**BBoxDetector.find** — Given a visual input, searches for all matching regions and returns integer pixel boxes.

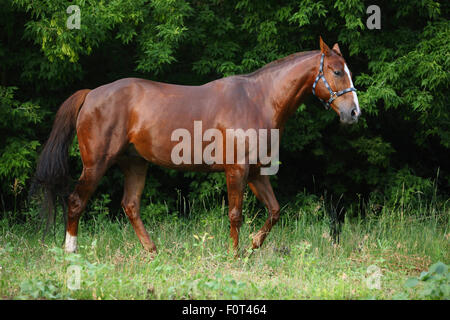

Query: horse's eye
[334,70,342,76]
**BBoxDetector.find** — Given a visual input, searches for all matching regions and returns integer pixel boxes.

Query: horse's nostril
[351,108,357,118]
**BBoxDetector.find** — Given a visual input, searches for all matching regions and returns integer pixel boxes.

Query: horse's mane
[242,50,318,77]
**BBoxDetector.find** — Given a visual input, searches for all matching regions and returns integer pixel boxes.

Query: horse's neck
[254,51,320,130]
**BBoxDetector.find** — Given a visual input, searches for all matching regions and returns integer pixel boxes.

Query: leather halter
[312,53,357,110]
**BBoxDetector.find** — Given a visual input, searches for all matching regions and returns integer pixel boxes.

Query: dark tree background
[1,0,448,219]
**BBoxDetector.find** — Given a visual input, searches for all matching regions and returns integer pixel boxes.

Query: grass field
[0,197,449,300]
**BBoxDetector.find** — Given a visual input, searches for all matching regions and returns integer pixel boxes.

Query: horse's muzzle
[340,107,360,124]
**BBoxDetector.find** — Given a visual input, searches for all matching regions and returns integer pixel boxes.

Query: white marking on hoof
[64,232,77,253]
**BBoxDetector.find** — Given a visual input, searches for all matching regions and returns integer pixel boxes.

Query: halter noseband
[312,53,357,110]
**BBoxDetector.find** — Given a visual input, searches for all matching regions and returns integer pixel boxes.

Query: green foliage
[47,245,115,299]
[0,0,448,217]
[168,272,248,299]
[350,137,394,168]
[384,167,435,207]
[136,0,193,74]
[185,172,227,202]
[18,278,64,299]
[140,201,170,223]
[405,262,449,299]
[90,194,111,221]
[357,19,450,148]
[0,86,43,196]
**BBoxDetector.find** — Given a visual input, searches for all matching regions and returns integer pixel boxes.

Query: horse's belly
[130,129,226,172]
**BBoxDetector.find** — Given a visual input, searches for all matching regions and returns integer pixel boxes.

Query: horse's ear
[319,36,331,56]
[332,43,342,56]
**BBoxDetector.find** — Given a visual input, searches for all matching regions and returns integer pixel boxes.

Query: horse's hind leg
[225,165,249,254]
[248,174,280,249]
[65,164,108,253]
[118,156,157,253]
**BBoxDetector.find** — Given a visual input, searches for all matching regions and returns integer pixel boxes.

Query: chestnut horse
[33,38,360,254]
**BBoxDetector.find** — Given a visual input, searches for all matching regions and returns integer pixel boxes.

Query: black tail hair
[30,89,90,239]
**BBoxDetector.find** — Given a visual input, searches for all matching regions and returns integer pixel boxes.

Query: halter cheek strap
[312,53,357,110]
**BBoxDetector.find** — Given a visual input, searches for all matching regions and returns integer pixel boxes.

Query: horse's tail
[30,89,90,238]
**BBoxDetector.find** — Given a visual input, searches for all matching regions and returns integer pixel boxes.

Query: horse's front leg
[225,165,249,254]
[248,173,280,249]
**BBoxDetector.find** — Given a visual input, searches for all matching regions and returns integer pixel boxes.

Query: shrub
[405,262,450,300]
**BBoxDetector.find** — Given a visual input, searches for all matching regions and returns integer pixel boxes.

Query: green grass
[0,200,448,300]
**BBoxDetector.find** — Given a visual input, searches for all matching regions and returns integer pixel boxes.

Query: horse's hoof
[252,235,263,249]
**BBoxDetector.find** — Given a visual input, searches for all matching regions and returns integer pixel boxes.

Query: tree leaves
[1,0,448,210]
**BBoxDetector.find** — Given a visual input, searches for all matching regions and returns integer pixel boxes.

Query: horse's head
[313,37,361,124]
